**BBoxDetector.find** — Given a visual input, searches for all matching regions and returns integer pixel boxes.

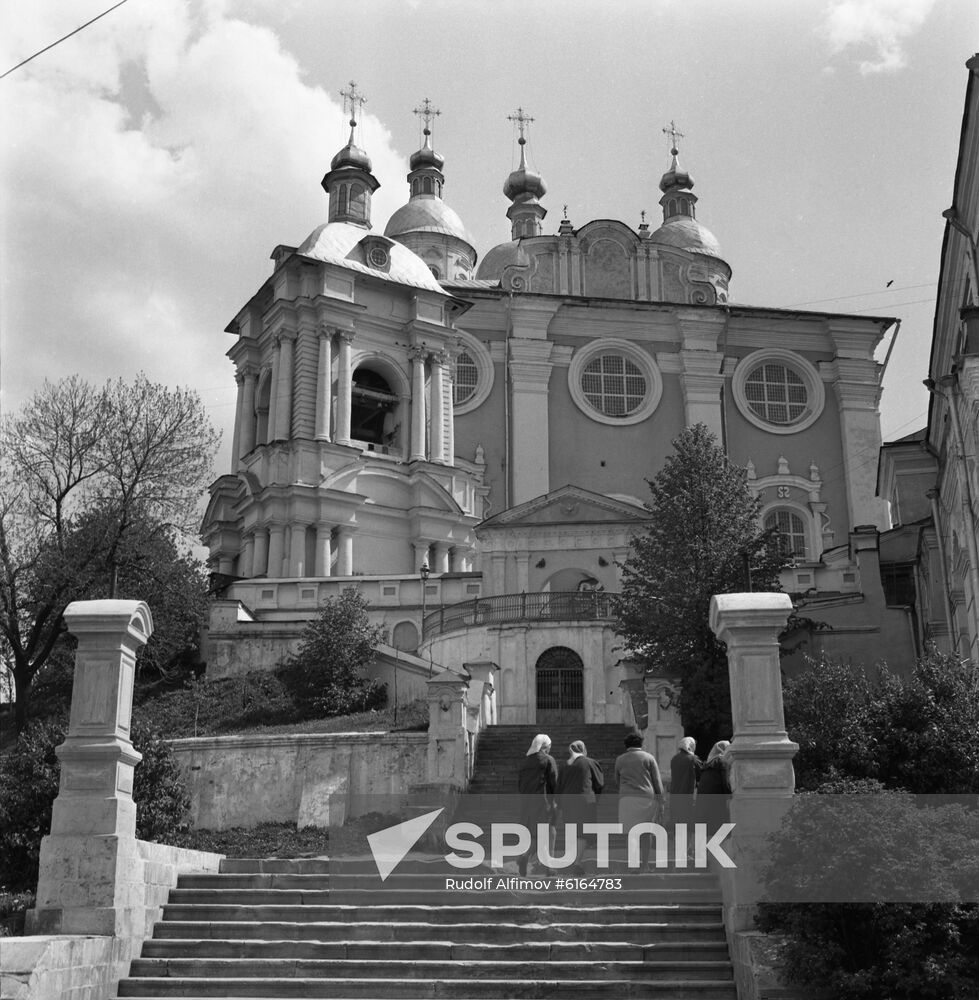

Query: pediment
[478,484,648,531]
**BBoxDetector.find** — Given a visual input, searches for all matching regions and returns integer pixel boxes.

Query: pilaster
[509,338,555,503]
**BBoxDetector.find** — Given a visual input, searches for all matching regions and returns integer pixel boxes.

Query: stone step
[126,956,735,981]
[117,977,738,998]
[160,903,725,925]
[148,923,728,947]
[141,939,730,963]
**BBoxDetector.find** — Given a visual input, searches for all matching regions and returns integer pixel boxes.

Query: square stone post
[27,600,153,937]
[426,671,471,788]
[643,676,685,774]
[709,593,797,935]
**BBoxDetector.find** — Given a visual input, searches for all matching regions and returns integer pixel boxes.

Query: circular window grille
[581,354,647,417]
[744,363,808,425]
[368,246,389,268]
[453,351,479,405]
[765,509,807,558]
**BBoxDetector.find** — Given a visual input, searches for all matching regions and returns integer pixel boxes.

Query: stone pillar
[274,332,296,441]
[413,541,432,574]
[239,533,255,579]
[336,526,354,576]
[240,367,257,457]
[409,347,428,461]
[267,525,286,579]
[433,541,451,574]
[289,523,308,576]
[679,350,725,440]
[429,350,449,464]
[708,592,798,934]
[426,672,471,787]
[231,373,244,467]
[335,330,355,447]
[509,339,555,503]
[28,601,153,936]
[267,342,281,441]
[315,525,333,577]
[514,552,530,592]
[643,676,684,772]
[315,328,333,441]
[252,528,269,578]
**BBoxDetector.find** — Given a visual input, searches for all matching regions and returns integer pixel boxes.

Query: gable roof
[477,484,649,531]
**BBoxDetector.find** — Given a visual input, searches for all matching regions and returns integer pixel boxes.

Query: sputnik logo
[367,808,445,881]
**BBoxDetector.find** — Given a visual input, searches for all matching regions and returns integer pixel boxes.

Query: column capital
[336,327,356,344]
[274,329,299,346]
[408,345,429,362]
[430,349,451,367]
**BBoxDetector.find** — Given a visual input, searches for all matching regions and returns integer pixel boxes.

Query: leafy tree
[0,719,190,892]
[616,424,787,745]
[285,589,385,718]
[0,375,219,730]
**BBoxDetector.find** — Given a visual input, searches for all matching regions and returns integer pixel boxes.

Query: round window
[368,246,389,268]
[581,354,647,418]
[744,363,808,425]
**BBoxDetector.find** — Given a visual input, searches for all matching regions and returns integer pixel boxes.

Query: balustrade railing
[422,591,618,640]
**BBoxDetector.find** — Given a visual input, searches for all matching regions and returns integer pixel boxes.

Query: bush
[0,720,190,893]
[757,785,979,998]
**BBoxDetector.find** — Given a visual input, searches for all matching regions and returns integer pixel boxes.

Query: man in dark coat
[516,733,558,876]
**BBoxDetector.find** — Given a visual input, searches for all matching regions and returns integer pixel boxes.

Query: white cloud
[820,0,936,74]
[0,1,409,465]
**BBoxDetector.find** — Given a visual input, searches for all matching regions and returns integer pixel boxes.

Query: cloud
[820,0,936,74]
[1,1,408,470]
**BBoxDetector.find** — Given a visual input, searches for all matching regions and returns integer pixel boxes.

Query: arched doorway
[535,646,585,726]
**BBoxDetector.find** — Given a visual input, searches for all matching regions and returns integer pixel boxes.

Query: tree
[0,375,219,731]
[285,589,385,718]
[616,424,787,746]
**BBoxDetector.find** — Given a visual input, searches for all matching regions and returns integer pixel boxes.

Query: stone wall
[169,731,430,829]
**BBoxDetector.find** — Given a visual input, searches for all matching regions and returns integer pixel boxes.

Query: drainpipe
[926,487,961,657]
[924,374,979,657]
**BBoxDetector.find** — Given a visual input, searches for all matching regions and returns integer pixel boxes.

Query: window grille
[581,354,646,417]
[765,509,807,558]
[744,363,808,424]
[453,351,479,405]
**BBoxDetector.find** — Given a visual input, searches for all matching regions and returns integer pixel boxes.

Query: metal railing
[422,591,618,640]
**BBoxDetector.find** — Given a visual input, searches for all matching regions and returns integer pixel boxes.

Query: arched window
[349,183,366,219]
[535,647,584,725]
[765,509,808,559]
[337,184,348,216]
[423,177,433,194]
[351,367,399,448]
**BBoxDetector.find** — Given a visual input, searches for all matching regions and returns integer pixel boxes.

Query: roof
[475,239,530,280]
[296,221,446,295]
[648,217,724,259]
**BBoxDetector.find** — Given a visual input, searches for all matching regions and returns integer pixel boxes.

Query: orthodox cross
[413,98,441,137]
[340,81,366,127]
[508,107,534,144]
[662,119,684,155]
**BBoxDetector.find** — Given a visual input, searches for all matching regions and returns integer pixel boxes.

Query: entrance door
[535,646,585,726]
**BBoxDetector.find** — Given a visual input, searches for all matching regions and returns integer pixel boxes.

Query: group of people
[516,731,732,875]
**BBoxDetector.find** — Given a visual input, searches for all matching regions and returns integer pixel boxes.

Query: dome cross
[662,119,685,156]
[508,107,535,146]
[340,81,367,130]
[413,97,441,139]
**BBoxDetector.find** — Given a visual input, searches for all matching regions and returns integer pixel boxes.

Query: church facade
[202,93,911,725]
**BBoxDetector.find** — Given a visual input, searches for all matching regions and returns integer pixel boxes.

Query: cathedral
[202,88,912,729]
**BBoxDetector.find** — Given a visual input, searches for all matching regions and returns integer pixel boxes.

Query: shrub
[758,780,979,998]
[0,720,190,892]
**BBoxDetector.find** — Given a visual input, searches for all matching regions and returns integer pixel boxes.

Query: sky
[1,0,976,478]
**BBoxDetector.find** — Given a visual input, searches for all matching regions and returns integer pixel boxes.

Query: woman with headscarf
[516,733,558,876]
[669,736,703,831]
[556,740,604,867]
[695,740,732,837]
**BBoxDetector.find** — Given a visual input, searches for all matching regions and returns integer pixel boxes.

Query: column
[239,533,255,578]
[240,368,257,457]
[267,342,281,441]
[337,526,354,576]
[429,350,449,464]
[267,525,286,579]
[709,592,798,934]
[409,347,428,461]
[231,374,244,467]
[28,601,152,936]
[315,525,333,576]
[315,329,333,441]
[289,523,307,576]
[433,541,451,574]
[335,330,354,447]
[509,338,555,503]
[252,528,269,578]
[413,541,432,573]
[445,348,457,464]
[274,332,296,442]
[679,350,725,440]
[515,552,530,592]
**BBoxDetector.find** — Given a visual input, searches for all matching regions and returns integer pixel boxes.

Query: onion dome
[331,137,372,173]
[320,83,380,229]
[504,144,546,203]
[503,108,546,239]
[474,239,530,280]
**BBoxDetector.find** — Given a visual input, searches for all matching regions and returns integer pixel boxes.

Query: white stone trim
[732,348,825,435]
[452,330,494,415]
[568,337,663,426]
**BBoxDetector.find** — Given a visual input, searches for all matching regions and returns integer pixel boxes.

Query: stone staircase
[118,724,736,998]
